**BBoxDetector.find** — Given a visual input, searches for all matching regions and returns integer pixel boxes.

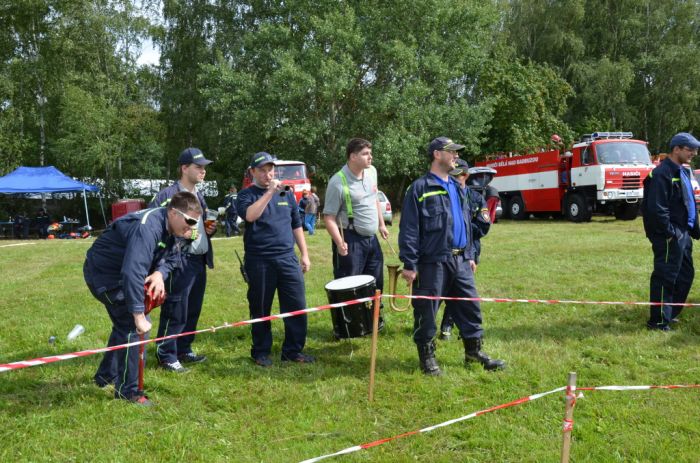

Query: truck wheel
[614,202,639,220]
[565,193,591,222]
[508,196,528,220]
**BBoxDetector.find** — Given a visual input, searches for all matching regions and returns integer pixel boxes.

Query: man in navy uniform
[149,147,216,372]
[399,136,505,376]
[236,152,313,367]
[643,132,700,331]
[84,191,201,405]
[438,158,491,341]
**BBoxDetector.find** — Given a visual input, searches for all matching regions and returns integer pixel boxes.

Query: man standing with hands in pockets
[643,132,700,331]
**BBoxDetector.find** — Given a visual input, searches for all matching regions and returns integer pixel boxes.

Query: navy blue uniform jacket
[236,186,302,257]
[85,208,180,313]
[150,182,214,269]
[642,158,700,241]
[399,173,476,271]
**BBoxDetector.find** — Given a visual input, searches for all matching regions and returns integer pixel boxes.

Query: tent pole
[98,193,108,228]
[82,189,91,228]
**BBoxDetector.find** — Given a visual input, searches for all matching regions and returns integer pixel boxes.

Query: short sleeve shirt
[323,164,379,236]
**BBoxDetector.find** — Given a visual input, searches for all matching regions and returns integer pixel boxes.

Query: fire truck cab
[242,159,312,203]
[478,132,654,222]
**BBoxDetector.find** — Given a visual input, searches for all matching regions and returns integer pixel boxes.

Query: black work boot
[417,341,442,376]
[463,337,505,371]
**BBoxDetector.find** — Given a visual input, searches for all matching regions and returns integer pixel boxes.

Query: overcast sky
[136,38,160,67]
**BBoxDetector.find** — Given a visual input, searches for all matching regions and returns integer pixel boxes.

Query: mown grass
[1,216,699,462]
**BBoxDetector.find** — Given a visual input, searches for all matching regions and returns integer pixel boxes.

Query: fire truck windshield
[275,164,306,180]
[596,142,652,165]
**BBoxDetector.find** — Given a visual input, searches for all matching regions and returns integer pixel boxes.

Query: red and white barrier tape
[577,384,700,391]
[301,382,700,462]
[0,296,376,374]
[2,292,697,374]
[300,386,567,463]
[384,294,700,307]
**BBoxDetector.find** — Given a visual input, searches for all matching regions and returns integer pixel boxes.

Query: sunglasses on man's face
[174,208,199,226]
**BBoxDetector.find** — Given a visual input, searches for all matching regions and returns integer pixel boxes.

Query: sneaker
[253,356,273,367]
[281,352,315,363]
[671,318,680,324]
[127,394,154,407]
[178,352,207,364]
[159,360,189,373]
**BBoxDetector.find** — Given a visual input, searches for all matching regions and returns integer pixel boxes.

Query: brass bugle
[386,264,412,312]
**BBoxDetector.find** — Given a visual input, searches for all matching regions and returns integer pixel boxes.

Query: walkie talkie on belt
[234,250,249,284]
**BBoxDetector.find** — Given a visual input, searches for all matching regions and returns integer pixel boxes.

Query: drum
[325,275,377,339]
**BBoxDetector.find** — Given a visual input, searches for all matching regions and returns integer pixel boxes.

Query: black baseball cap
[427,136,466,159]
[249,152,276,169]
[179,147,213,166]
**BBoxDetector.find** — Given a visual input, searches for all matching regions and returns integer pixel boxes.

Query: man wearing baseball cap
[149,147,216,371]
[235,152,313,367]
[643,132,700,331]
[398,136,504,375]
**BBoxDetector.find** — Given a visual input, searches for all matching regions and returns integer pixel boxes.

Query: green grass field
[1,216,699,462]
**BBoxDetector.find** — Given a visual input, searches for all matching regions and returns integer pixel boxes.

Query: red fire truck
[242,159,312,202]
[477,132,654,222]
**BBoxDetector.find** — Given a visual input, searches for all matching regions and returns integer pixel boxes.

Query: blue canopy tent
[0,166,105,229]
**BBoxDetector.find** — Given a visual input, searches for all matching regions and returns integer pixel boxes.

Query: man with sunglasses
[236,152,313,367]
[84,191,202,405]
[149,147,216,372]
[399,136,505,376]
[643,132,700,331]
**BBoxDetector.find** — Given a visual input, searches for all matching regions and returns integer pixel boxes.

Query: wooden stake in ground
[137,334,145,394]
[368,289,381,402]
[560,371,577,463]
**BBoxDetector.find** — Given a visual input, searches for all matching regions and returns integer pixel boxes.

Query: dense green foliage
[1,218,700,461]
[1,1,699,201]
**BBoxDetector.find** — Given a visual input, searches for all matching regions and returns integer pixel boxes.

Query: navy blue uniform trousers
[245,254,307,359]
[156,254,206,363]
[648,231,694,328]
[85,263,147,400]
[332,228,384,292]
[412,256,483,345]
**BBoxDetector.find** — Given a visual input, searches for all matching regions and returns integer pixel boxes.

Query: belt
[343,227,373,239]
[451,248,465,256]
